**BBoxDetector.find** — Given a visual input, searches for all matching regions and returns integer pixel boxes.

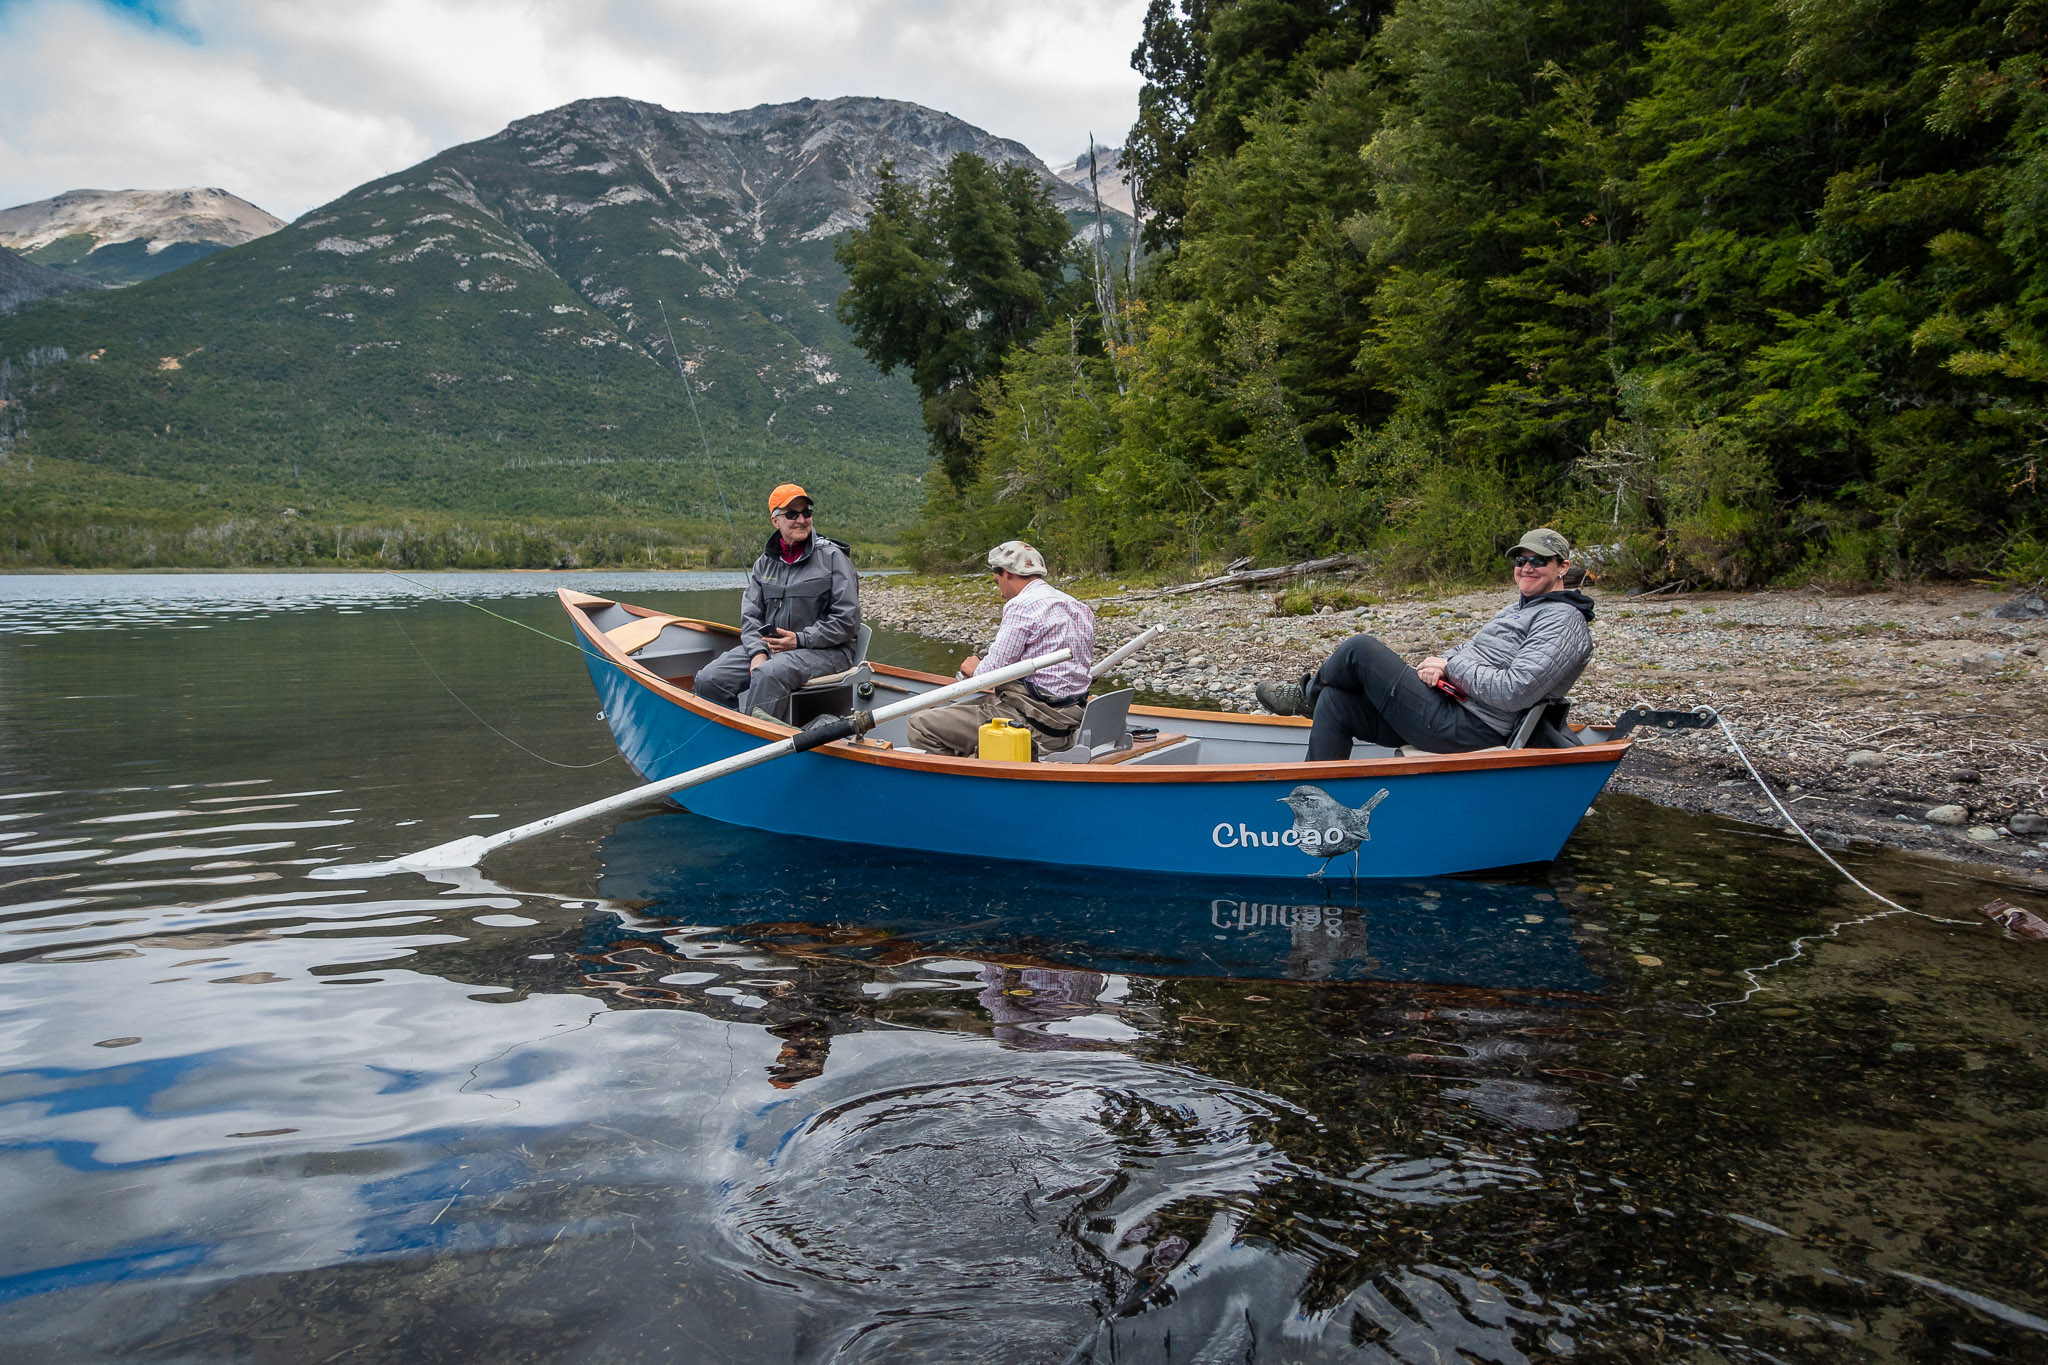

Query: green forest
[840,0,2048,588]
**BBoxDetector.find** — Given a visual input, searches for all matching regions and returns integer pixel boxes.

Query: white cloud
[0,0,1146,220]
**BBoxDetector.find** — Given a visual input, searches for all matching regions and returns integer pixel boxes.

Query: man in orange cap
[693,483,862,722]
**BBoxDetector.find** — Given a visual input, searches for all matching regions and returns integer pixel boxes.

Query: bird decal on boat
[1280,785,1390,878]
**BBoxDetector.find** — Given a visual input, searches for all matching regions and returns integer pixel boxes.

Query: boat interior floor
[584,602,1612,768]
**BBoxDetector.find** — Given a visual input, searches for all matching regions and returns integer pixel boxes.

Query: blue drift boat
[563,589,1637,881]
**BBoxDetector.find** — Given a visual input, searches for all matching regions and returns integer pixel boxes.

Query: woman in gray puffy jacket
[1254,528,1593,760]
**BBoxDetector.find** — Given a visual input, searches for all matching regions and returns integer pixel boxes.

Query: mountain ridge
[0,96,1130,568]
[0,187,284,285]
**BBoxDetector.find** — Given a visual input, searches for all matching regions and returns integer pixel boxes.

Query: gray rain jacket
[741,532,861,658]
[1441,590,1596,736]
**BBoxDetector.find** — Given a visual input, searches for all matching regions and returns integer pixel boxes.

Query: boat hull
[568,594,1626,881]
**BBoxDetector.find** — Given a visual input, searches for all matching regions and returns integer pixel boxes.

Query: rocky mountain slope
[0,245,101,316]
[0,97,1130,562]
[0,188,284,285]
[1054,145,1136,218]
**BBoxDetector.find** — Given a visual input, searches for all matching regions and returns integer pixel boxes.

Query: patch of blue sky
[0,0,200,42]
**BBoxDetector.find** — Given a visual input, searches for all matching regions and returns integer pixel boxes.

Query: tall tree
[1125,0,1215,250]
[836,156,1081,488]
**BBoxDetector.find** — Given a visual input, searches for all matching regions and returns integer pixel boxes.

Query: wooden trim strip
[557,590,1632,784]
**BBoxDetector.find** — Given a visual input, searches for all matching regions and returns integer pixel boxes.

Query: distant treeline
[843,0,2048,587]
[0,517,748,571]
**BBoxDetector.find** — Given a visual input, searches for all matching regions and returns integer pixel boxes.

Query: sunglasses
[1511,554,1558,569]
[776,506,815,520]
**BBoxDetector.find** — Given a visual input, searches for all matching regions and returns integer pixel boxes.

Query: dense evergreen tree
[834,155,1080,488]
[1125,0,1215,249]
[856,0,2048,583]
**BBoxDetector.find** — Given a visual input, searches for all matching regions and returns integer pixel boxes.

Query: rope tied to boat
[1699,706,1978,1013]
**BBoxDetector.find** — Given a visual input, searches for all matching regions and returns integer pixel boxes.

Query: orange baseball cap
[768,483,810,512]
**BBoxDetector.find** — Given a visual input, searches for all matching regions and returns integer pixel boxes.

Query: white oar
[1090,625,1161,679]
[315,648,1074,879]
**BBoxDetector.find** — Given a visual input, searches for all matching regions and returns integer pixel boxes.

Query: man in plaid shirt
[906,540,1096,757]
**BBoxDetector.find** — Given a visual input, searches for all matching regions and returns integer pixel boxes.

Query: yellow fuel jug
[978,716,1034,762]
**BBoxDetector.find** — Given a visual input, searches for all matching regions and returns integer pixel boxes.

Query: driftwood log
[1114,553,1367,601]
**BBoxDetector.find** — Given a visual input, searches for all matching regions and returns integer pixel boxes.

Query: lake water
[2,571,2045,1363]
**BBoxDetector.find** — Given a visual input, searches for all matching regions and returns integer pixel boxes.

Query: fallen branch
[1117,553,1367,601]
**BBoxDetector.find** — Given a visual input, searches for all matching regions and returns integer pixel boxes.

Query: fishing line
[1693,707,1977,1014]
[389,615,622,770]
[659,299,739,555]
[379,573,729,779]
[381,571,586,652]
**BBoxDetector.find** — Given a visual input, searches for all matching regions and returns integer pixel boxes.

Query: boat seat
[789,663,874,727]
[607,613,682,654]
[1039,688,1138,763]
[1111,736,1202,766]
[1094,732,1189,763]
[596,605,736,674]
[1507,699,1576,749]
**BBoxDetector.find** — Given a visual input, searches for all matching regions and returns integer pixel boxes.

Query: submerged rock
[1983,898,2048,939]
[1926,805,1969,826]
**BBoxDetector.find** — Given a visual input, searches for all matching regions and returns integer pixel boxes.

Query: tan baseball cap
[1507,527,1571,560]
[987,540,1048,577]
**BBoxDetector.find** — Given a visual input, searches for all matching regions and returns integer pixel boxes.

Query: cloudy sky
[0,0,1148,221]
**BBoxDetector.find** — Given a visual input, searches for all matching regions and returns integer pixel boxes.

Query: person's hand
[957,653,981,678]
[1416,656,1448,686]
[749,652,767,672]
[764,628,799,654]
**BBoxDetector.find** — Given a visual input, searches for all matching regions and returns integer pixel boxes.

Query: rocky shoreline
[861,573,2048,882]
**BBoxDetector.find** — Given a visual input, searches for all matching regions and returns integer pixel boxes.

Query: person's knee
[1329,632,1397,671]
[755,655,812,693]
[906,713,960,755]
[694,660,744,703]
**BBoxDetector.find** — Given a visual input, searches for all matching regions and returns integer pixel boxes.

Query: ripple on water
[713,1055,1295,1360]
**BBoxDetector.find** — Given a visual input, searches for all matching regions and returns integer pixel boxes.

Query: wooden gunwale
[560,589,1631,784]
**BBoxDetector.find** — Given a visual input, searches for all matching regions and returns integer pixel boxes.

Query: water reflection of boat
[591,812,1607,994]
[574,813,1617,1116]
[562,590,1631,880]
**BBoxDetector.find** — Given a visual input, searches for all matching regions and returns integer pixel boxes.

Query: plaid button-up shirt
[980,577,1095,699]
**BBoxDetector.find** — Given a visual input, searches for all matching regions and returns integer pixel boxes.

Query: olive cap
[1507,527,1571,560]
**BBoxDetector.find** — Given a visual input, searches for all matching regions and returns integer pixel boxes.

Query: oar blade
[311,834,495,880]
